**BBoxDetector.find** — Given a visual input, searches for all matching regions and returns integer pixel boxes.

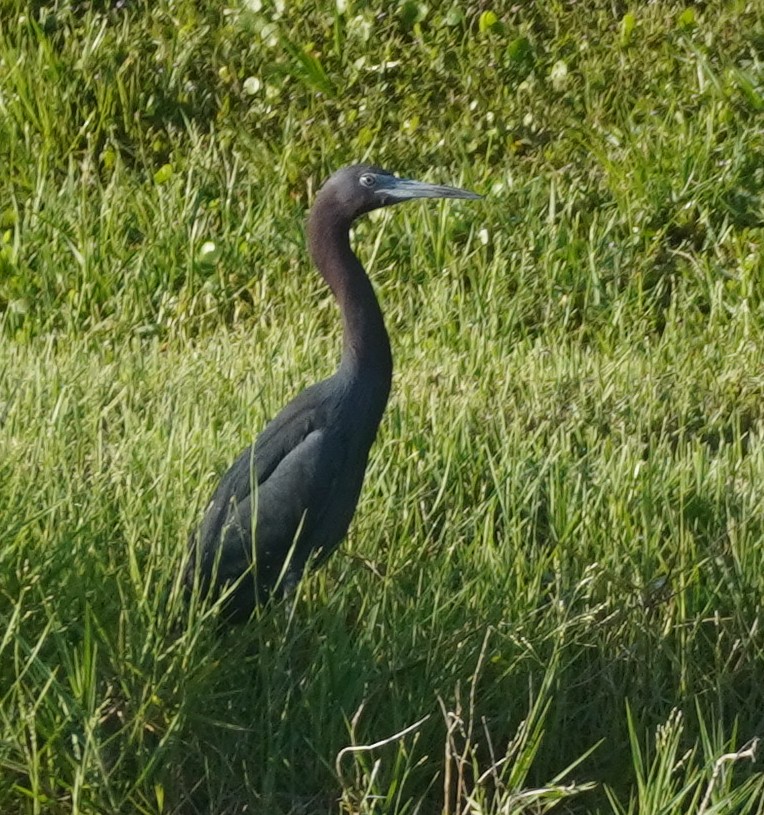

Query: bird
[184,164,480,622]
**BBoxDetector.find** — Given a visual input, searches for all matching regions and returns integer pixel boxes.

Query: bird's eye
[359,173,376,188]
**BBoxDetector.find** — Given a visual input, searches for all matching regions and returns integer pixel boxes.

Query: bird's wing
[203,380,332,517]
[251,381,329,483]
[190,381,345,579]
[211,425,349,594]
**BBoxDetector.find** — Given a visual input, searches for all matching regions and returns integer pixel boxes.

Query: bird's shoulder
[253,376,345,480]
[202,377,344,513]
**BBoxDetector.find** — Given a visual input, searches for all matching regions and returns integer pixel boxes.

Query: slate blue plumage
[185,164,480,622]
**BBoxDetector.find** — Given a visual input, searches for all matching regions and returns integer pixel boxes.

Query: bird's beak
[377,176,482,202]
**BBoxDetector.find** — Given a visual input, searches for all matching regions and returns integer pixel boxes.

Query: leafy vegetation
[1,0,764,812]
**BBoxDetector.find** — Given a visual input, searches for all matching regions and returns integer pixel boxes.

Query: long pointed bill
[377,176,482,202]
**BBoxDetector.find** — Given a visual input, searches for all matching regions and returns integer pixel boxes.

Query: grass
[1,0,764,812]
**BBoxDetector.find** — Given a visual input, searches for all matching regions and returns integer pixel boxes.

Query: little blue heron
[184,164,480,622]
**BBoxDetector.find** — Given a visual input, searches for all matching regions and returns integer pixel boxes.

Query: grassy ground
[2,0,764,812]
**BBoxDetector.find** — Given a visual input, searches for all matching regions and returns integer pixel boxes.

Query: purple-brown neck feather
[307,186,392,380]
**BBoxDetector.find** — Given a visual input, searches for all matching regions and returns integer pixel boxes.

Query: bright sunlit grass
[1,0,764,812]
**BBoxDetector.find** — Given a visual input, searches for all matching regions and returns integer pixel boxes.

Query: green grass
[2,0,764,812]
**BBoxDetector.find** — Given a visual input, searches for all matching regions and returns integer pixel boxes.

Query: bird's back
[184,373,382,620]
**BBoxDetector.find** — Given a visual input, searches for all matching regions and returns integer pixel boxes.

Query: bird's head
[316,164,481,225]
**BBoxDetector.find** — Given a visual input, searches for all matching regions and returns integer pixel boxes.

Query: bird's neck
[307,206,392,383]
